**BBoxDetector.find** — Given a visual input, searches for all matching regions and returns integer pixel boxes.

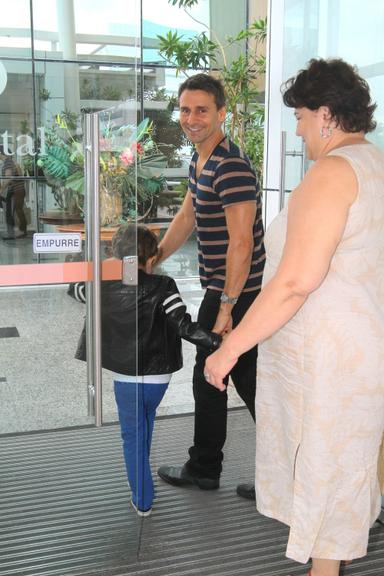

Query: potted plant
[37,113,167,225]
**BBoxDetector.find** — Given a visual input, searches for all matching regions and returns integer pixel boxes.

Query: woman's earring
[320,126,333,139]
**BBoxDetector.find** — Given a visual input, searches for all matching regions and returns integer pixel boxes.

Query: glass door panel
[0,107,138,436]
[265,0,384,222]
[95,102,139,424]
[0,99,92,433]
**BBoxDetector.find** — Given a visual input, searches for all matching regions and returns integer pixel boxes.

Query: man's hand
[212,306,233,335]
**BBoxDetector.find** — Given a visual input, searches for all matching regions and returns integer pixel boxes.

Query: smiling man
[157,73,265,498]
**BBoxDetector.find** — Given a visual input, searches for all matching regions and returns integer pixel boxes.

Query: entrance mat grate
[1,411,383,576]
[0,327,19,338]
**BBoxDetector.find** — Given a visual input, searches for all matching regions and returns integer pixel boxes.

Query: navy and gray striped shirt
[189,137,265,293]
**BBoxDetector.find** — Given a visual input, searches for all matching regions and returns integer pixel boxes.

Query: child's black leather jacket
[75,270,221,376]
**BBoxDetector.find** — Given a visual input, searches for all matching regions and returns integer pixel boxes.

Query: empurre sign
[33,233,82,253]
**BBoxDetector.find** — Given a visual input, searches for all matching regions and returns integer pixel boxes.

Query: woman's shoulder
[326,140,384,163]
[295,154,358,206]
[308,153,354,179]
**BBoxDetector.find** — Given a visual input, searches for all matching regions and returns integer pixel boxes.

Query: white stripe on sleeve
[163,293,180,306]
[165,301,185,314]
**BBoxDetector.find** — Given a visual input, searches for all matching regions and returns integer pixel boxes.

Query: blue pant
[114,381,168,511]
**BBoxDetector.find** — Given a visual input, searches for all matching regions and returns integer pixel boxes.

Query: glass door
[95,102,140,425]
[0,100,96,433]
[264,0,384,225]
[0,100,138,434]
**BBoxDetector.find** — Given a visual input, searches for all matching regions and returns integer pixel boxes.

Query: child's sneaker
[130,499,152,517]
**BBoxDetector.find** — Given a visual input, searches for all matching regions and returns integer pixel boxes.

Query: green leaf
[40,145,72,181]
[127,118,151,146]
[139,152,168,168]
[65,171,84,193]
[168,0,199,7]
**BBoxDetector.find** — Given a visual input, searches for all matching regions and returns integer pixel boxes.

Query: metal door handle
[279,131,307,210]
[279,131,287,211]
[84,113,102,427]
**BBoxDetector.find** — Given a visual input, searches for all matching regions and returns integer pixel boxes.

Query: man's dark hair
[112,224,158,266]
[282,58,377,133]
[178,73,226,109]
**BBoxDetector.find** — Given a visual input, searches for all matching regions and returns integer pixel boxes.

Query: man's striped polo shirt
[189,136,265,293]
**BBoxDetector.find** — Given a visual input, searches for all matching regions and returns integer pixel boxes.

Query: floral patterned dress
[255,142,384,563]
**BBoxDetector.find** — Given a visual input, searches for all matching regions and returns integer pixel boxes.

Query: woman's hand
[204,345,239,392]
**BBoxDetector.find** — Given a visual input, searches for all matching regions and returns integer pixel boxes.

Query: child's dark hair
[178,73,226,109]
[112,224,158,267]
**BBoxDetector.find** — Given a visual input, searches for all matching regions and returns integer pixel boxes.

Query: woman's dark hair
[282,58,377,133]
[178,73,226,109]
[112,224,158,266]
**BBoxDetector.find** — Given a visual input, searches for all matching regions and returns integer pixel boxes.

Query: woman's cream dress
[256,142,384,563]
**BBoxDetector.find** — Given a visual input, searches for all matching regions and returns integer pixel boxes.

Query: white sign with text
[33,233,82,253]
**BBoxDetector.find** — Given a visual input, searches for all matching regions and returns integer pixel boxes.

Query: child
[76,224,221,516]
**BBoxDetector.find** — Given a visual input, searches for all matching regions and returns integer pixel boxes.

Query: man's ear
[218,106,226,123]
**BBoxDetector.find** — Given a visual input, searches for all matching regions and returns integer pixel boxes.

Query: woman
[204,58,384,576]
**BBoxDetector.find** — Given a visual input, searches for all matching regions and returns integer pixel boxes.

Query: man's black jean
[186,289,258,479]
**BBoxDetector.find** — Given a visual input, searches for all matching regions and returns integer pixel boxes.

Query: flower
[119,147,135,166]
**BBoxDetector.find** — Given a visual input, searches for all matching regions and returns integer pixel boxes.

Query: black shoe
[157,464,219,490]
[236,483,256,500]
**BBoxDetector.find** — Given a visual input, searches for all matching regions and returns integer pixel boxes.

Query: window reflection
[142,0,209,64]
[0,0,252,278]
[32,0,139,62]
[0,0,31,57]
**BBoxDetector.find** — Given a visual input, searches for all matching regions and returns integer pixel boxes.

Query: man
[157,74,265,499]
[0,147,27,240]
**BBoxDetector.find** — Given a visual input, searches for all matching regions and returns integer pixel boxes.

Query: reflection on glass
[142,0,209,64]
[0,60,35,261]
[0,0,31,57]
[32,0,140,62]
[98,106,167,228]
[282,0,384,158]
[0,0,200,277]
[0,285,94,433]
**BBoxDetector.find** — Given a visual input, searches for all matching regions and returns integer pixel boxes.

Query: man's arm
[212,201,256,334]
[157,190,195,263]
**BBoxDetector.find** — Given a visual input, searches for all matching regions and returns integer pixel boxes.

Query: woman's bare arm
[205,155,358,389]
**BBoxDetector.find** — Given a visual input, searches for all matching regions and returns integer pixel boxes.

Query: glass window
[0,60,36,261]
[0,60,35,149]
[282,0,384,152]
[33,62,137,236]
[32,0,140,62]
[0,0,31,59]
[142,0,210,64]
[334,0,384,149]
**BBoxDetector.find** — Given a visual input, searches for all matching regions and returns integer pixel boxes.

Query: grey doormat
[1,410,383,576]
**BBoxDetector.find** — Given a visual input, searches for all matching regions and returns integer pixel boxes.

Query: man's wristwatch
[220,292,238,305]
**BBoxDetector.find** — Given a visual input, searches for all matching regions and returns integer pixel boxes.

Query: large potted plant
[37,113,167,225]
